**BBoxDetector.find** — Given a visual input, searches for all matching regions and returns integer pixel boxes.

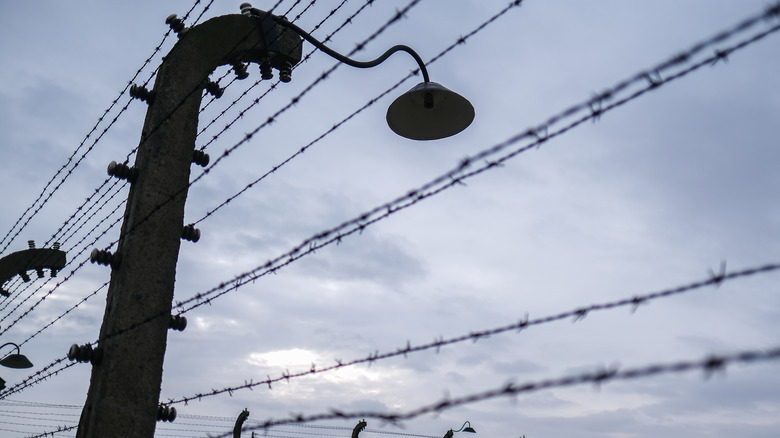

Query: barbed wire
[0,180,126,321]
[162,262,779,406]
[0,0,218,255]
[0,412,77,421]
[209,345,780,437]
[10,411,436,438]
[0,207,123,336]
[173,5,780,316]
[17,281,110,349]
[283,0,307,17]
[0,0,218,320]
[0,0,224,331]
[0,192,124,323]
[0,358,76,400]
[22,425,77,438]
[0,177,124,309]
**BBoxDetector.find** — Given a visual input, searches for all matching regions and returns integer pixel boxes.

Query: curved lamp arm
[0,342,33,369]
[443,421,476,438]
[246,6,431,82]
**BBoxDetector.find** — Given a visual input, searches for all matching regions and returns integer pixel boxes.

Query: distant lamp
[243,3,475,140]
[443,421,477,438]
[0,342,34,369]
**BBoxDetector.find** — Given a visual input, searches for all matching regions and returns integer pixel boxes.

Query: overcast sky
[0,1,779,437]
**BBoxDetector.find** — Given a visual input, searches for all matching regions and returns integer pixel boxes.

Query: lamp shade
[0,353,33,369]
[386,82,474,140]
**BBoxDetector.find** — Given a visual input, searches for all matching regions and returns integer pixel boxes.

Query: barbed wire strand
[162,262,779,406]
[0,0,220,331]
[174,11,780,316]
[0,358,76,400]
[0,208,124,336]
[0,194,125,324]
[0,0,342,344]
[0,0,217,307]
[0,182,125,321]
[0,0,215,254]
[220,346,780,437]
[23,424,78,438]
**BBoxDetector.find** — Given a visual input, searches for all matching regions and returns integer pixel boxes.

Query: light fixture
[387,81,474,140]
[443,421,477,438]
[0,342,34,369]
[242,3,475,140]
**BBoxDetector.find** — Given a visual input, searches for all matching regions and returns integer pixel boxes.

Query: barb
[163,263,780,405]
[217,346,780,436]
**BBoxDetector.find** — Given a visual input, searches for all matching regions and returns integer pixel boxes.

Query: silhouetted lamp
[0,342,34,369]
[443,421,477,438]
[0,342,33,391]
[242,3,475,140]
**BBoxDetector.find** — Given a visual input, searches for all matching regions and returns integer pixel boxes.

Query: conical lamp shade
[0,353,33,369]
[386,82,474,140]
